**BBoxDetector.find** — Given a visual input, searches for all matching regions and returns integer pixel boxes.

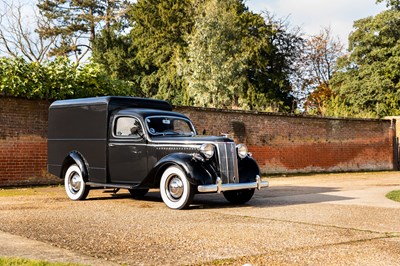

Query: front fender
[144,153,214,188]
[238,156,261,183]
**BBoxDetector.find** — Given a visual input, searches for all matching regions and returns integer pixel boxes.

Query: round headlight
[237,144,248,159]
[199,143,215,159]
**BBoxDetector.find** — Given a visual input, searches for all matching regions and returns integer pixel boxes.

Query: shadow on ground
[84,184,354,210]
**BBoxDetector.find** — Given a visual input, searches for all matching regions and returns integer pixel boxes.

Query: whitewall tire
[160,166,194,209]
[64,164,90,200]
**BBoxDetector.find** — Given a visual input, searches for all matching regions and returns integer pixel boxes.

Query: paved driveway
[0,171,400,265]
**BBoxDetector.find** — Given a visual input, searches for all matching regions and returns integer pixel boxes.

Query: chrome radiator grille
[216,142,239,184]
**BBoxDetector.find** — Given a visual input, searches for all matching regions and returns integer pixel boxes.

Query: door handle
[109,143,115,147]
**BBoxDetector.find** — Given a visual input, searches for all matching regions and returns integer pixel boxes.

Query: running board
[86,182,138,190]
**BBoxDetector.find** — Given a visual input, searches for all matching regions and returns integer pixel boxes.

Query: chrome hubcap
[70,173,81,193]
[168,176,183,199]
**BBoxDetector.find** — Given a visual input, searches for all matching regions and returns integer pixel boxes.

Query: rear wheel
[64,164,90,200]
[160,166,194,209]
[128,188,149,199]
[223,189,255,204]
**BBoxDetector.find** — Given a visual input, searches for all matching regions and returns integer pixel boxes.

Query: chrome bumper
[197,175,269,193]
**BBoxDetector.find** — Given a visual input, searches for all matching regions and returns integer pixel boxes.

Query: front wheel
[64,164,90,200]
[223,189,255,205]
[160,166,194,209]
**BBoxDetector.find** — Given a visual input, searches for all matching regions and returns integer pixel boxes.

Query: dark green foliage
[92,0,301,111]
[127,0,193,105]
[242,12,301,111]
[92,27,138,81]
[0,57,139,100]
[93,0,193,105]
[182,1,298,111]
[183,0,248,108]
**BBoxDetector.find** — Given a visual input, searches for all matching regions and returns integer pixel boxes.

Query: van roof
[49,96,173,111]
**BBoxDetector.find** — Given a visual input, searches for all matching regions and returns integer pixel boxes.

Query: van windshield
[145,116,196,137]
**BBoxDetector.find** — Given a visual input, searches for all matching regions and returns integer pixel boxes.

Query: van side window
[115,117,143,138]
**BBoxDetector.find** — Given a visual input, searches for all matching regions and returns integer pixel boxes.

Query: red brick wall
[0,98,57,186]
[0,97,396,186]
[176,107,396,174]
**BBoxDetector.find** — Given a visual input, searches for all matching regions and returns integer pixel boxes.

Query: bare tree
[293,27,344,114]
[0,0,57,62]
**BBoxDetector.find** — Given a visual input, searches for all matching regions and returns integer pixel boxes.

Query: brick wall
[175,107,396,174]
[0,98,57,186]
[0,97,396,186]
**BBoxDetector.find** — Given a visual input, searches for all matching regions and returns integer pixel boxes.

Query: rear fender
[61,152,89,181]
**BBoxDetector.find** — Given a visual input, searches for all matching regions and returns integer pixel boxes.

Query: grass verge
[0,186,62,197]
[386,190,400,202]
[0,257,84,266]
[0,188,41,197]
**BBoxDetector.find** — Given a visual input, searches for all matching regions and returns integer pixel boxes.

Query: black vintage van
[48,96,268,209]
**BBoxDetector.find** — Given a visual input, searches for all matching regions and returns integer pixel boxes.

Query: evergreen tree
[37,0,128,62]
[183,1,300,111]
[92,0,302,111]
[92,25,137,82]
[244,12,302,111]
[127,0,193,105]
[182,0,246,108]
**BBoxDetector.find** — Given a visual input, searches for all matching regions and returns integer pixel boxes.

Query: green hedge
[0,57,140,100]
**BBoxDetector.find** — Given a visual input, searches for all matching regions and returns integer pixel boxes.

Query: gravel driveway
[1,171,400,265]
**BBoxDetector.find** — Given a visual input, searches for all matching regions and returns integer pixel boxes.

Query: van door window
[115,117,143,138]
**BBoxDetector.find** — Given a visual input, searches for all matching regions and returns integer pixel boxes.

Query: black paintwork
[48,96,260,190]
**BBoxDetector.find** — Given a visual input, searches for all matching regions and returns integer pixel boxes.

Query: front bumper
[197,175,269,193]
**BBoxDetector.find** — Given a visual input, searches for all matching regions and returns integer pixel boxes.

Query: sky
[246,0,387,46]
